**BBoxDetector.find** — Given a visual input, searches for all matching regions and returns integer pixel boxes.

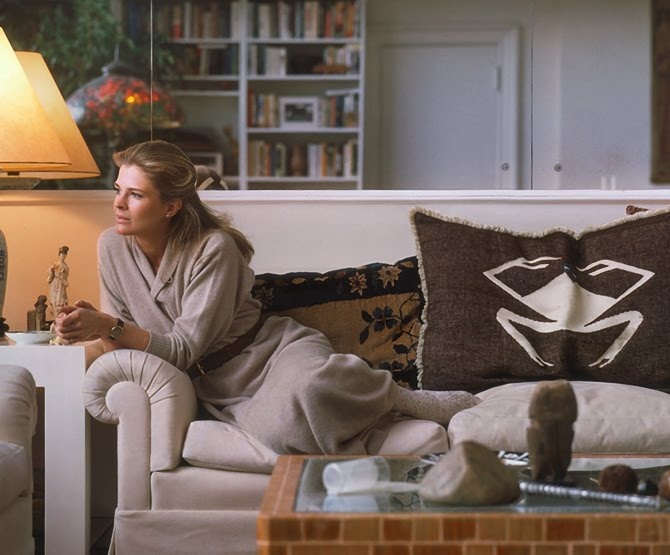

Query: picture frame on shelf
[279,96,319,130]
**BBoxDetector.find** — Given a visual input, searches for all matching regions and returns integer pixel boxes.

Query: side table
[258,454,670,554]
[1,343,89,555]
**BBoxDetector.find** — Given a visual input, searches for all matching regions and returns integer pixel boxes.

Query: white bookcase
[154,0,365,190]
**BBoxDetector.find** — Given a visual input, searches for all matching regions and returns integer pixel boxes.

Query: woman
[54,140,478,455]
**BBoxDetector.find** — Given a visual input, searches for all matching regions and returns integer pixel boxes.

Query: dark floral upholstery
[252,256,423,389]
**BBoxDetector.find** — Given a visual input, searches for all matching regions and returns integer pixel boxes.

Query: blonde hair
[112,140,254,261]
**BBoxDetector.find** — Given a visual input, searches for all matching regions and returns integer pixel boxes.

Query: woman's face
[113,164,180,241]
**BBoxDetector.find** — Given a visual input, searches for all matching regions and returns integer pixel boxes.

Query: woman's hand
[53,300,110,344]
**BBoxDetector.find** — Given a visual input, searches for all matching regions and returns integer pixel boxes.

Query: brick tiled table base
[257,455,670,555]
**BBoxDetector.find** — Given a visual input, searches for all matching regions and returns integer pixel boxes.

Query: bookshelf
[145,0,365,190]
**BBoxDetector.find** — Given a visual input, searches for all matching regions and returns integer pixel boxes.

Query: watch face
[110,319,124,340]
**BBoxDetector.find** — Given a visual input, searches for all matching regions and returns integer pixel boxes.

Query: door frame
[365,24,520,189]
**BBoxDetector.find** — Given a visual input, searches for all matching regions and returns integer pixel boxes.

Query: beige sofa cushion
[448,381,670,453]
[0,442,29,513]
[183,415,448,474]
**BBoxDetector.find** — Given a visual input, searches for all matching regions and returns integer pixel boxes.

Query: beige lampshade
[0,27,71,173]
[15,52,100,179]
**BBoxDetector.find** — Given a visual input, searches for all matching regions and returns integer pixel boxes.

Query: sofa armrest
[0,365,37,449]
[82,350,197,510]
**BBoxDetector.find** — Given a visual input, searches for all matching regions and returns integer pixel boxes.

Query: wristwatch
[108,318,125,341]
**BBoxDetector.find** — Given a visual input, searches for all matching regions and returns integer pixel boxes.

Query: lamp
[0,27,101,334]
[14,52,101,180]
[67,51,183,147]
[0,28,71,174]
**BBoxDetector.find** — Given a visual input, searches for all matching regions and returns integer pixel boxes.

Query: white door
[365,27,520,189]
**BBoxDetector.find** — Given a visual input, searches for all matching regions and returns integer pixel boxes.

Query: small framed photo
[279,96,319,130]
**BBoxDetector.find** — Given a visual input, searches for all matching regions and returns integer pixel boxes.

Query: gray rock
[419,441,521,505]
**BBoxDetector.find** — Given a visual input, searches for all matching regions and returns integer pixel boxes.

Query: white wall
[365,0,655,190]
[3,188,670,330]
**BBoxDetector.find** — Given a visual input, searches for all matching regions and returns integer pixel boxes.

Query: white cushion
[448,381,670,453]
[0,441,29,513]
[377,416,448,455]
[183,420,278,474]
[183,416,449,474]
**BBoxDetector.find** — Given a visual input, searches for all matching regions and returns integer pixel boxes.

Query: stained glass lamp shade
[67,58,183,141]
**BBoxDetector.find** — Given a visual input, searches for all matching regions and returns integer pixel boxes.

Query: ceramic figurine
[47,246,69,321]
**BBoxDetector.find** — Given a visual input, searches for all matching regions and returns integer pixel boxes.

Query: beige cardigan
[98,227,396,454]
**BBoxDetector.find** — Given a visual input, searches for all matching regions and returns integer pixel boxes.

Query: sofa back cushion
[448,381,670,454]
[411,206,670,393]
[252,256,423,389]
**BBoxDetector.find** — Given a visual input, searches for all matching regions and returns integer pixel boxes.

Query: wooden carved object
[527,379,578,483]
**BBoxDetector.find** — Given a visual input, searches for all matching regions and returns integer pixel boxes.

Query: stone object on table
[526,379,578,483]
[418,441,520,506]
[597,464,639,494]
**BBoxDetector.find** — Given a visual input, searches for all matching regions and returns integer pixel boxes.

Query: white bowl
[5,331,56,345]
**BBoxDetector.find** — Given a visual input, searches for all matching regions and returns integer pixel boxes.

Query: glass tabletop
[294,455,670,514]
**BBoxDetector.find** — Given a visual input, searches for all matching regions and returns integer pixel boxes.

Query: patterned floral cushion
[252,257,423,389]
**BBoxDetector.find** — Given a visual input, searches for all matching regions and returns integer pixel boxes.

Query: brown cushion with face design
[411,206,670,393]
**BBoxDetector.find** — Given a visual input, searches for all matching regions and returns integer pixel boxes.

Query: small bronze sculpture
[35,294,48,331]
[527,379,578,483]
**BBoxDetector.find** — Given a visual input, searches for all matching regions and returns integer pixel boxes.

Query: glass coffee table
[257,454,670,554]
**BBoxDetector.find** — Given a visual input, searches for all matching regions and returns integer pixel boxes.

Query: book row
[248,43,360,76]
[248,90,359,128]
[174,44,240,76]
[250,0,361,39]
[154,0,360,41]
[158,2,242,40]
[248,140,358,178]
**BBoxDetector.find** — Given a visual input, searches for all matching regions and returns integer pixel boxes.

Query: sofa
[82,192,670,555]
[0,365,37,555]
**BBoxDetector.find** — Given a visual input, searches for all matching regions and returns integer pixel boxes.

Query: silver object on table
[519,480,665,510]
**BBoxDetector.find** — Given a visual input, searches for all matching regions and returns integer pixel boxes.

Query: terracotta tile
[587,517,637,541]
[264,518,302,541]
[464,544,495,555]
[571,545,597,555]
[545,517,585,541]
[373,544,412,555]
[413,517,441,541]
[495,544,531,555]
[508,518,543,541]
[478,516,508,540]
[530,544,568,555]
[383,517,413,541]
[599,545,650,555]
[443,517,477,540]
[292,545,369,555]
[342,516,380,541]
[414,545,462,555]
[638,518,670,542]
[302,517,341,541]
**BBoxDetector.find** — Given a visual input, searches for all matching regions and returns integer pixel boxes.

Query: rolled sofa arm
[0,365,37,447]
[82,350,197,510]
